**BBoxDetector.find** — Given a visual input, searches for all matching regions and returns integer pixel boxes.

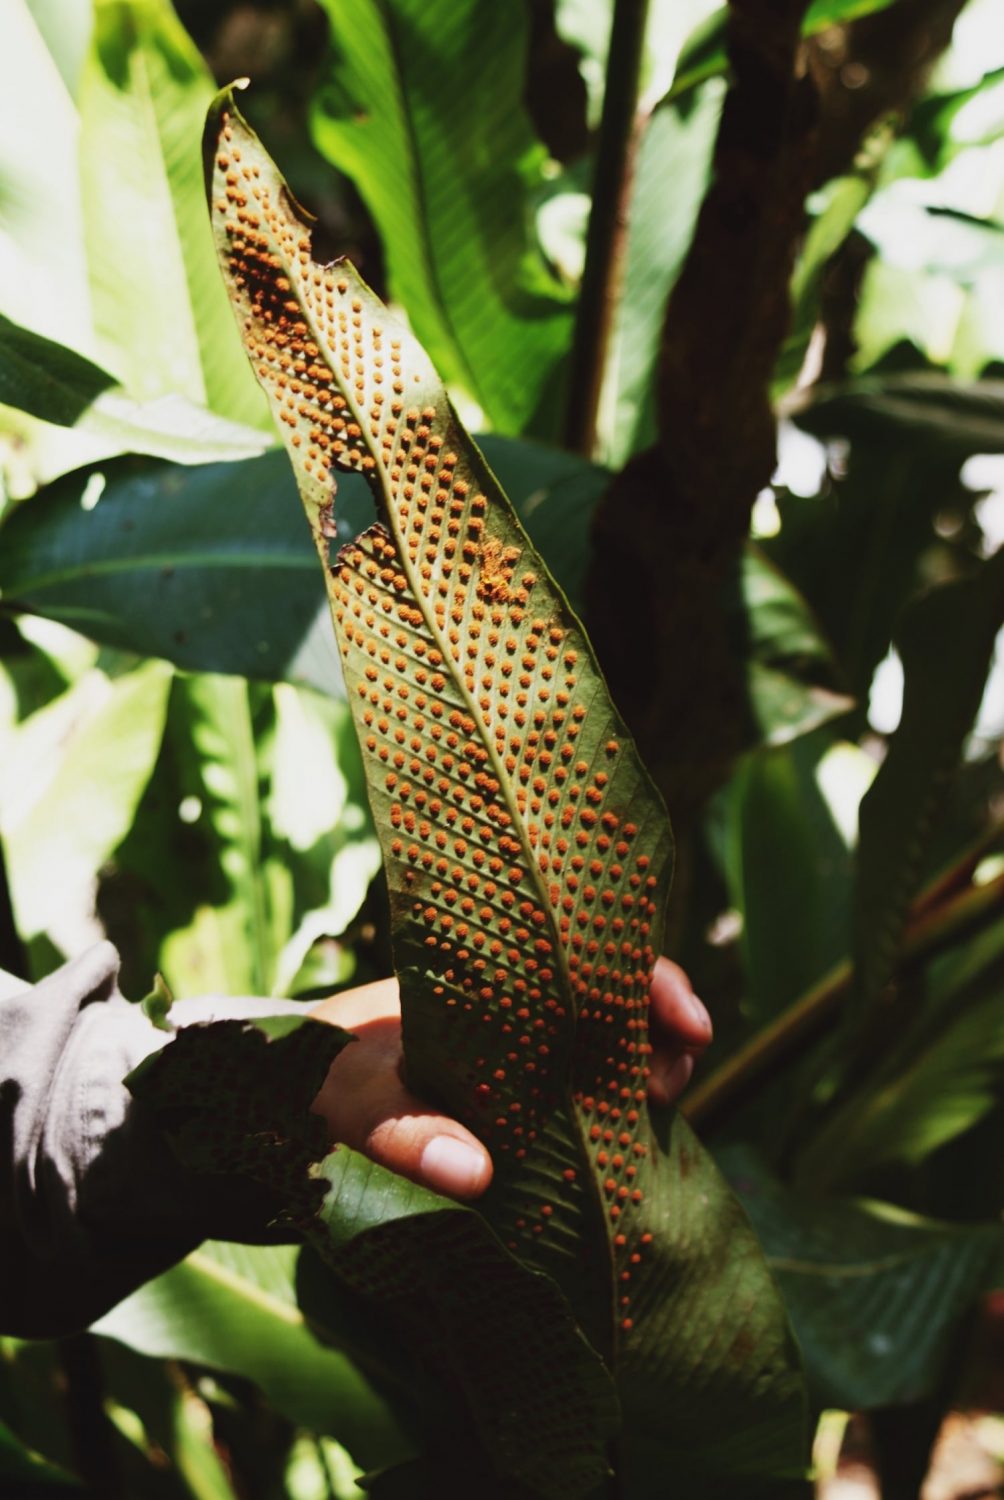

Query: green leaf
[0,1,94,358]
[850,126,1004,379]
[771,418,973,704]
[794,900,1004,1188]
[140,971,174,1031]
[794,371,1004,459]
[670,0,904,102]
[603,81,723,466]
[1,437,843,761]
[854,550,1004,1011]
[775,138,890,394]
[0,1419,81,1490]
[92,1241,410,1472]
[133,1017,619,1499]
[724,1149,1004,1411]
[203,88,809,1493]
[310,0,572,434]
[555,0,720,124]
[173,675,284,996]
[0,314,272,464]
[0,452,351,693]
[0,657,172,951]
[79,0,269,429]
[0,313,115,426]
[311,1149,620,1499]
[724,733,857,1027]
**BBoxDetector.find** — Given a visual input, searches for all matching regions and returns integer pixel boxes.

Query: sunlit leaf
[0,315,272,465]
[93,1241,409,1472]
[200,87,808,1495]
[173,676,288,996]
[79,0,269,429]
[0,657,172,957]
[310,0,572,434]
[0,1,93,356]
[603,81,723,465]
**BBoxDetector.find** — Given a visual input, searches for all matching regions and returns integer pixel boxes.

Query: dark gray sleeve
[0,943,303,1338]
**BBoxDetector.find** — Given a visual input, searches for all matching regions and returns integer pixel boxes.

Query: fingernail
[685,991,712,1033]
[420,1135,488,1199]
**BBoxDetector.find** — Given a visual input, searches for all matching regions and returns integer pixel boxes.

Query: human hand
[309,956,711,1203]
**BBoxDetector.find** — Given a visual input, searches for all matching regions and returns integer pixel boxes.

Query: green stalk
[684,865,1004,1133]
[562,0,650,457]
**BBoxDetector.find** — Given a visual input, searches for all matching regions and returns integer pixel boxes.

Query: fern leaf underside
[206,87,808,1491]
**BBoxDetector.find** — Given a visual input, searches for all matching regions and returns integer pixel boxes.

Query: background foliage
[1,0,1002,1494]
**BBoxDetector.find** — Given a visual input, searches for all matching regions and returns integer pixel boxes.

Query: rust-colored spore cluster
[215,111,662,1335]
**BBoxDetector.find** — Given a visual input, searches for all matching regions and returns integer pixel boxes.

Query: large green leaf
[92,1241,409,1472]
[602,81,723,466]
[152,675,382,1000]
[0,312,114,426]
[723,732,859,1029]
[0,314,272,465]
[0,656,172,956]
[0,1,93,357]
[0,452,352,694]
[794,896,1004,1189]
[853,549,1004,1012]
[724,1149,1004,1411]
[90,666,379,1002]
[200,88,808,1494]
[173,675,284,996]
[79,0,269,429]
[310,0,572,435]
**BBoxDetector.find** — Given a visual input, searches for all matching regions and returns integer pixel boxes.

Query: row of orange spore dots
[431,513,664,1284]
[328,524,576,1173]
[569,823,663,1337]
[361,420,668,1270]
[215,120,402,490]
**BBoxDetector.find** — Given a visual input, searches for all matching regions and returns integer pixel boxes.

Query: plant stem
[56,1334,123,1499]
[562,0,650,457]
[683,866,1004,1133]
